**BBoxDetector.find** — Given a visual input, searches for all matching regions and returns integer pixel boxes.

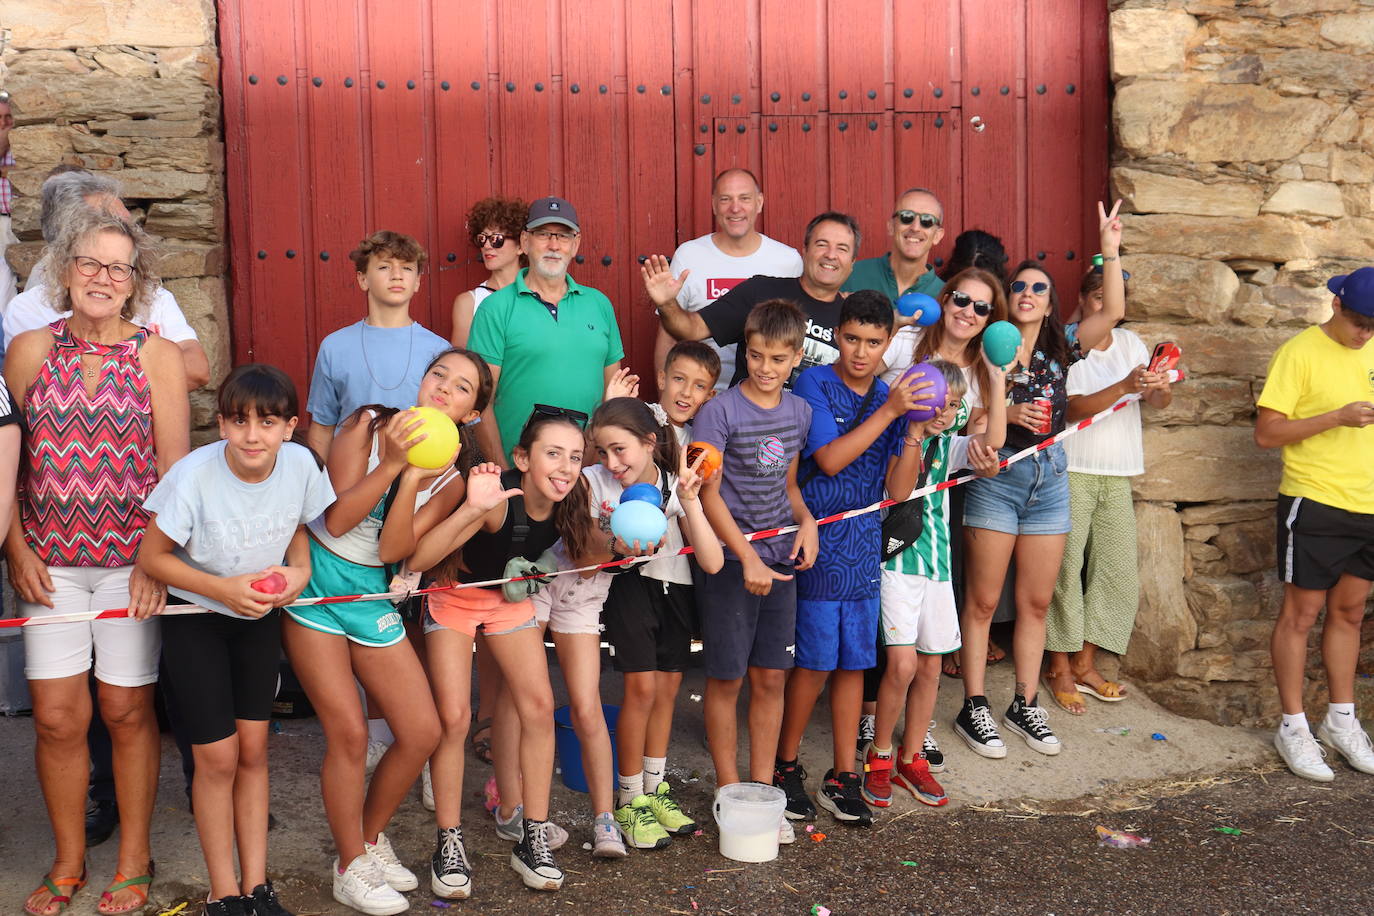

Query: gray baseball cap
[525,196,579,232]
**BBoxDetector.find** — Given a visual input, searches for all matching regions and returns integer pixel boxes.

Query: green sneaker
[645,781,697,835]
[614,796,671,849]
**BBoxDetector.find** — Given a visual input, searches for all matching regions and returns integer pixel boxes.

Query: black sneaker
[204,897,253,916]
[1003,695,1062,756]
[247,881,293,916]
[922,721,946,773]
[954,696,1008,759]
[815,770,872,827]
[772,759,816,820]
[854,713,876,760]
[431,825,473,899]
[85,797,118,847]
[510,819,564,891]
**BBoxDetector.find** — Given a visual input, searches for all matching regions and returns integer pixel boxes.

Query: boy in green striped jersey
[863,358,1006,808]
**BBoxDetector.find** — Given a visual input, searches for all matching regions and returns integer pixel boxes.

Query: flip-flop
[941,654,963,678]
[26,866,87,916]
[96,861,154,915]
[1077,681,1127,702]
[1042,678,1086,716]
[469,716,494,765]
[987,641,1006,664]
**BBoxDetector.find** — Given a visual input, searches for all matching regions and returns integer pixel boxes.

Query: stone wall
[1112,0,1374,724]
[1,0,228,428]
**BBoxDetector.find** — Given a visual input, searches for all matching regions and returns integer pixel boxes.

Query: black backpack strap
[799,379,881,489]
[501,467,530,558]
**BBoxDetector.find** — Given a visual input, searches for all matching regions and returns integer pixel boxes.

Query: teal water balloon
[982,320,1021,368]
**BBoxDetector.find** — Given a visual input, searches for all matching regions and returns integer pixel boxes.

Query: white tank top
[308,413,456,566]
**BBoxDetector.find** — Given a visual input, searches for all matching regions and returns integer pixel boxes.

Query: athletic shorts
[160,605,281,745]
[879,569,962,654]
[287,537,406,647]
[425,584,536,638]
[603,569,694,672]
[531,567,610,636]
[794,597,880,672]
[963,444,1071,536]
[1276,495,1374,590]
[698,559,796,680]
[20,565,160,686]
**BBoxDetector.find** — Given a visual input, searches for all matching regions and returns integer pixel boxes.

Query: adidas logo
[886,538,904,554]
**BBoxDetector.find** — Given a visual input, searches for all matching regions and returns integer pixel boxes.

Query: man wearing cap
[842,187,946,313]
[469,196,624,463]
[1256,267,1374,783]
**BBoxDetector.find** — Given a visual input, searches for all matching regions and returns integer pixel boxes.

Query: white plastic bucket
[712,782,786,863]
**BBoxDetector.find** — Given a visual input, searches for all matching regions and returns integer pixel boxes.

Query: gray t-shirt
[306,320,449,426]
[144,441,336,618]
[691,385,812,566]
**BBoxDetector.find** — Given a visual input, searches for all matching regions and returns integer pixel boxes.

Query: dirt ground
[11,644,1363,916]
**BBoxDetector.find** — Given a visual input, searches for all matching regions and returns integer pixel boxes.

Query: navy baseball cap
[1327,267,1374,317]
[526,197,579,232]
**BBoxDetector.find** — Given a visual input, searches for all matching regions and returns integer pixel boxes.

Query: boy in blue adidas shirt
[774,290,934,827]
[863,358,1005,810]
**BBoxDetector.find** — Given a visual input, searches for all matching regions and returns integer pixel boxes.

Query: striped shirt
[883,402,972,582]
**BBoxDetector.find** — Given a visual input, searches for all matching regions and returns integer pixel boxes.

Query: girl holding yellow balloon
[282,347,492,915]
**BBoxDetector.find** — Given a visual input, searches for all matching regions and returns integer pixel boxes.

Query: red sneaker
[893,747,948,807]
[861,744,892,808]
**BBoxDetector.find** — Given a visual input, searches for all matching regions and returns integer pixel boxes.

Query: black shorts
[603,569,695,673]
[1276,495,1374,590]
[161,608,282,745]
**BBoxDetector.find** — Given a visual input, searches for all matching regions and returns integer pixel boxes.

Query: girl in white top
[450,197,527,348]
[1044,270,1172,714]
[281,348,492,912]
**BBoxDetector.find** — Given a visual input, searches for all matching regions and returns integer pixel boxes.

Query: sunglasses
[949,290,993,317]
[474,233,507,249]
[893,210,941,229]
[1010,280,1050,295]
[527,403,589,430]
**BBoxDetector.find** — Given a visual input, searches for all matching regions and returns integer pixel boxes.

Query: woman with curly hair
[450,197,527,348]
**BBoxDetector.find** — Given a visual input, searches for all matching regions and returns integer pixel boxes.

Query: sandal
[941,653,962,679]
[469,716,494,765]
[1077,680,1128,702]
[96,861,154,915]
[987,641,1006,664]
[25,866,87,916]
[1042,677,1086,716]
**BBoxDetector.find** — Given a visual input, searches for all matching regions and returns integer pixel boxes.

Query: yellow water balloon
[405,406,461,469]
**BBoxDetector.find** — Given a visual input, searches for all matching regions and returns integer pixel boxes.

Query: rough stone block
[124,138,223,173]
[1110,9,1197,77]
[157,242,227,279]
[1120,254,1238,323]
[145,201,223,241]
[1331,151,1374,185]
[1114,81,1333,163]
[5,49,93,76]
[1213,518,1274,576]
[1319,12,1374,50]
[1123,502,1195,681]
[1134,426,1282,503]
[88,119,206,138]
[4,241,45,279]
[1122,321,1292,381]
[1111,167,1263,218]
[1122,214,1306,262]
[1261,181,1344,219]
[162,276,228,324]
[92,49,158,79]
[6,73,214,124]
[10,124,71,169]
[9,197,42,239]
[1146,378,1256,428]
[5,1,212,50]
[1264,49,1374,90]
[157,46,218,83]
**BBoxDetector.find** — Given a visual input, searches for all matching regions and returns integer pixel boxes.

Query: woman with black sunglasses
[450,197,527,348]
[952,201,1126,761]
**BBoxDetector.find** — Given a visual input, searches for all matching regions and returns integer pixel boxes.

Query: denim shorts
[962,443,1071,536]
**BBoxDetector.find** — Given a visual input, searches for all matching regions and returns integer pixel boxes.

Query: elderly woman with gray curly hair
[3,204,189,916]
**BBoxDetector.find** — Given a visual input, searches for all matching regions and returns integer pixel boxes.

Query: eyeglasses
[474,233,507,249]
[527,403,589,429]
[1010,280,1050,295]
[73,256,135,283]
[893,210,941,229]
[529,228,578,243]
[949,290,993,317]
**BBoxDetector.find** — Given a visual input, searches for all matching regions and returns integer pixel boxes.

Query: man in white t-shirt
[1,170,210,389]
[652,168,802,389]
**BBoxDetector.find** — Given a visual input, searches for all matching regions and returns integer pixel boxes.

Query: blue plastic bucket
[553,703,620,793]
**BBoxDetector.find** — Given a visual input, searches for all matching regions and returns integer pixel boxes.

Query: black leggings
[161,609,281,745]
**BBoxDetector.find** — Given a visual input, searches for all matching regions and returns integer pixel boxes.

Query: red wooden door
[219,0,1107,406]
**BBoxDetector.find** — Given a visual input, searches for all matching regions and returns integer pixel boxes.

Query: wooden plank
[690,0,758,239]
[1080,0,1112,302]
[827,111,894,254]
[495,0,558,196]
[216,0,255,366]
[759,116,828,251]
[959,0,1025,262]
[894,0,959,112]
[828,0,890,114]
[894,111,961,273]
[1027,0,1084,299]
[760,0,825,117]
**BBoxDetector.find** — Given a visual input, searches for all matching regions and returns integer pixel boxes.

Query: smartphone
[1149,341,1181,374]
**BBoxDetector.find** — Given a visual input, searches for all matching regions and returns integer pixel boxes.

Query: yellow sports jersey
[1257,325,1374,514]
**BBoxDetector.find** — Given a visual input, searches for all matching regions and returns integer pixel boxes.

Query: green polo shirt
[842,255,945,303]
[469,269,624,460]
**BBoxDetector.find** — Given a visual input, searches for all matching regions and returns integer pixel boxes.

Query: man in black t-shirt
[646,211,861,388]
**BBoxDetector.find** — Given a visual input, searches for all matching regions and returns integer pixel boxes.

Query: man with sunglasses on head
[650,168,802,392]
[843,188,947,317]
[469,196,625,465]
[646,211,860,390]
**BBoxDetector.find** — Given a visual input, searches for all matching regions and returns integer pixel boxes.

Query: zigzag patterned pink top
[21,319,158,568]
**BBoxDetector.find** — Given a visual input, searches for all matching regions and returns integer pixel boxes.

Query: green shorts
[288,536,407,647]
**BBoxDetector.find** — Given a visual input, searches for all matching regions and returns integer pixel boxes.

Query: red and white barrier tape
[3,393,1141,629]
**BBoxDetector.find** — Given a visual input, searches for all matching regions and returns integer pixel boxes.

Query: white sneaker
[421,762,435,811]
[1274,725,1334,782]
[1318,718,1374,775]
[333,854,408,916]
[365,830,419,891]
[494,804,568,849]
[365,739,389,776]
[778,817,795,845]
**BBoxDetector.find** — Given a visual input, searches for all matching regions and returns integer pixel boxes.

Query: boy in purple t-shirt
[694,301,818,836]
